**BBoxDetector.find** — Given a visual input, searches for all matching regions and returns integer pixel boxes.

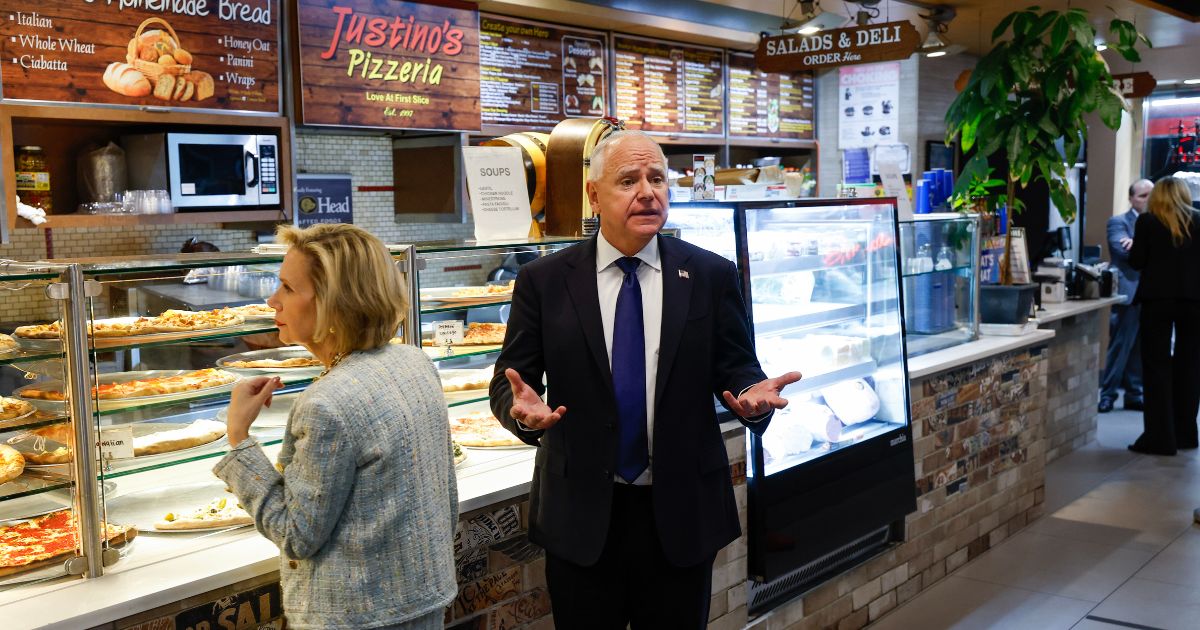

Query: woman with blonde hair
[1127,176,1200,455]
[215,223,458,628]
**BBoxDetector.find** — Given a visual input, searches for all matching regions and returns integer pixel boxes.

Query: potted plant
[945,7,1150,323]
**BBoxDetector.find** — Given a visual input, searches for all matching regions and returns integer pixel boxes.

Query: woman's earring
[328,327,335,334]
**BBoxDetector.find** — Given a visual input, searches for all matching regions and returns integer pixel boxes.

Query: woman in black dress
[1128,176,1200,455]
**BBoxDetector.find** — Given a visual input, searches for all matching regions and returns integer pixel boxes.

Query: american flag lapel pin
[678,269,690,279]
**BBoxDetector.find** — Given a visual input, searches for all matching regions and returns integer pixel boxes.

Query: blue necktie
[613,256,649,483]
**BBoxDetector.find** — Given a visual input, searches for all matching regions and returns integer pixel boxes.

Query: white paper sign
[462,147,534,241]
[435,320,465,347]
[99,425,135,460]
[839,62,900,149]
[877,161,913,221]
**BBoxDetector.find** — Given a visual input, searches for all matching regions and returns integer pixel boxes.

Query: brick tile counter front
[752,344,1050,630]
[1040,311,1103,462]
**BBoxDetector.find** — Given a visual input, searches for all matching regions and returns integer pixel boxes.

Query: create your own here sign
[756,21,919,73]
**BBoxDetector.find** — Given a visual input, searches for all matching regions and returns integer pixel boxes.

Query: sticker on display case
[172,581,282,630]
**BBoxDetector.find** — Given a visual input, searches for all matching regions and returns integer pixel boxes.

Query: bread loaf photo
[102,62,151,97]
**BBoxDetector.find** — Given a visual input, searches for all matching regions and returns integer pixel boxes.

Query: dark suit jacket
[488,234,769,568]
[1129,209,1200,303]
[1107,209,1139,305]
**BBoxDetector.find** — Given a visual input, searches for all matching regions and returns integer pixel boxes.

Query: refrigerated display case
[724,199,915,614]
[899,213,979,358]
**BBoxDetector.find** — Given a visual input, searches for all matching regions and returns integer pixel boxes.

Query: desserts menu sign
[296,0,480,131]
[613,35,723,137]
[480,15,606,129]
[727,53,813,141]
[0,0,279,112]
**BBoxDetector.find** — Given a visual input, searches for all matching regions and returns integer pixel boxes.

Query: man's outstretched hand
[722,371,803,418]
[505,368,567,430]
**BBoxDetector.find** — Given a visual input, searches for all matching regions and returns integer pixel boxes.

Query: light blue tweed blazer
[214,343,458,629]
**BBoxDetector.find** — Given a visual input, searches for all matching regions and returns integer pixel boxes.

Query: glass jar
[15,145,52,212]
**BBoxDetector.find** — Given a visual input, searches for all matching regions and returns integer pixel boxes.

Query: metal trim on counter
[907,329,1056,379]
[1033,296,1125,325]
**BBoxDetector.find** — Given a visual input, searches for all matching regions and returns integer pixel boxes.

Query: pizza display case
[413,238,580,510]
[0,239,585,623]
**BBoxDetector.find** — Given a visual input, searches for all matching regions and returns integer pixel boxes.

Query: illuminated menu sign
[727,53,814,141]
[479,15,606,129]
[0,0,280,112]
[296,0,480,131]
[613,35,723,137]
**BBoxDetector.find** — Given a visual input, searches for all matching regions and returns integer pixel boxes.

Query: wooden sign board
[296,0,480,131]
[1112,72,1156,99]
[613,35,724,137]
[0,0,280,112]
[756,21,920,73]
[479,15,607,131]
[727,52,813,140]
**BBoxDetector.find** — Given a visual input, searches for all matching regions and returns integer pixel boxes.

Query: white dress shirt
[596,230,662,485]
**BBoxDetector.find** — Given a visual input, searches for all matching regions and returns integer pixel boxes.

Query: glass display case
[899,213,980,358]
[735,198,916,615]
[0,239,577,610]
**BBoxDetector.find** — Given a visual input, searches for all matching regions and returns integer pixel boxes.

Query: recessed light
[1184,79,1200,85]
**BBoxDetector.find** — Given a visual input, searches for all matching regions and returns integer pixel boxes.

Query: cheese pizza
[15,419,226,464]
[0,397,34,421]
[224,357,322,369]
[141,308,244,333]
[449,410,524,448]
[0,445,24,485]
[13,308,243,340]
[451,280,515,298]
[12,319,149,339]
[0,510,136,576]
[229,303,275,318]
[441,368,493,393]
[155,496,252,531]
[462,323,507,346]
[20,369,238,401]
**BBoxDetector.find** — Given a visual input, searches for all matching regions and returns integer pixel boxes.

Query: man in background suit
[1099,179,1151,413]
[489,130,801,628]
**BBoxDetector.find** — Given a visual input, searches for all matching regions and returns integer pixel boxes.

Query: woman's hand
[226,376,283,447]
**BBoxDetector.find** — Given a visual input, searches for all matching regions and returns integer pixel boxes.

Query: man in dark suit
[489,130,800,628]
[1099,179,1151,413]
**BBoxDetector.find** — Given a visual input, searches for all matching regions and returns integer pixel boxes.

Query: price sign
[99,425,135,460]
[435,320,464,346]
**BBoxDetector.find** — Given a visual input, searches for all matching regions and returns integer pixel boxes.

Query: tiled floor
[870,397,1200,630]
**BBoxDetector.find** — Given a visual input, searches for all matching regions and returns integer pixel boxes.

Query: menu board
[0,0,279,112]
[479,15,606,129]
[296,0,480,131]
[727,53,813,141]
[613,35,723,137]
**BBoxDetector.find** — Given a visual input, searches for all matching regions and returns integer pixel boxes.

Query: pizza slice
[0,510,136,576]
[461,323,507,346]
[140,308,244,333]
[0,396,34,421]
[154,496,252,531]
[224,357,322,369]
[441,368,493,393]
[0,445,24,485]
[449,410,525,448]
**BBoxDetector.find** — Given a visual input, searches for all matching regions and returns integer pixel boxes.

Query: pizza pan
[12,370,240,413]
[12,316,254,351]
[10,421,229,469]
[106,481,251,534]
[420,286,513,305]
[216,346,323,378]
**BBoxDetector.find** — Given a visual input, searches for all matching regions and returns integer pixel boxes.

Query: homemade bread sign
[755,21,920,73]
[296,0,480,131]
[0,1,280,112]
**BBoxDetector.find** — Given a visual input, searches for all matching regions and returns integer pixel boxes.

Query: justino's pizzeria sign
[755,21,919,73]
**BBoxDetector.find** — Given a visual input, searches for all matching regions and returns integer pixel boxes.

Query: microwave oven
[121,132,280,209]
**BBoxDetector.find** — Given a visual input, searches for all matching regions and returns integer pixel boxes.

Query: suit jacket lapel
[655,235,692,412]
[564,236,615,394]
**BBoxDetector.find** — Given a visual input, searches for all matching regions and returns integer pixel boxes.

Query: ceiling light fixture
[1096,43,1108,51]
[1185,79,1200,85]
[918,6,964,59]
[785,11,850,35]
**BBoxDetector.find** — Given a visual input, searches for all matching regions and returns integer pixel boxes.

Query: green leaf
[1050,18,1069,56]
[962,118,979,151]
[993,11,1018,41]
[1033,10,1058,37]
